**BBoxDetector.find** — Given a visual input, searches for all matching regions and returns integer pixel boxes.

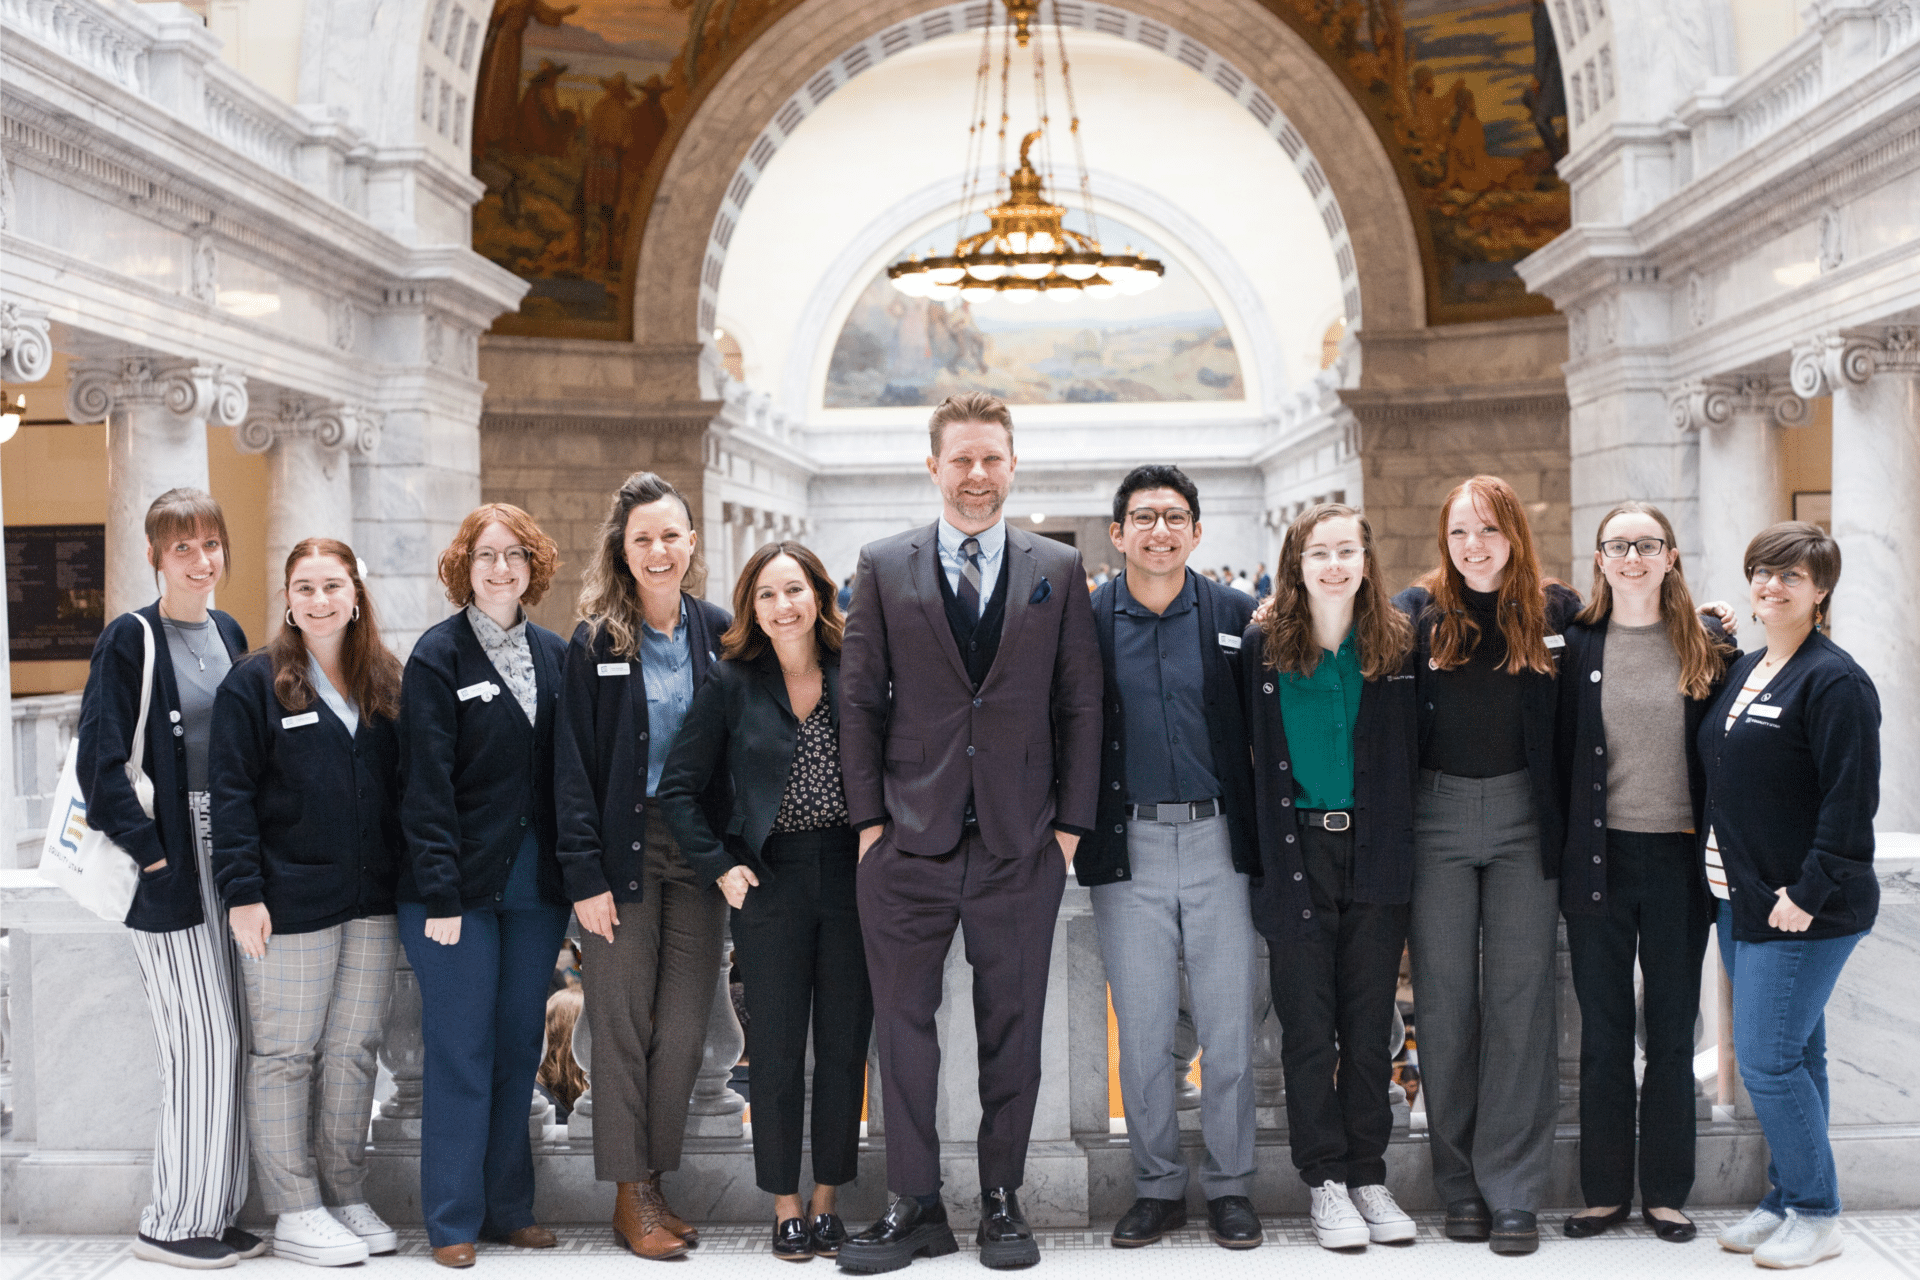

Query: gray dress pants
[1408,769,1560,1211]
[1091,814,1257,1201]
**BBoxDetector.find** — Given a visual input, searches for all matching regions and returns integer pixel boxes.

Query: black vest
[936,546,1011,690]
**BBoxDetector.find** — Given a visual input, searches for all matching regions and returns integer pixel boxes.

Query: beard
[943,482,1007,524]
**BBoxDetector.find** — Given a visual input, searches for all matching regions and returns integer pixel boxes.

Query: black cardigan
[553,597,730,904]
[1393,582,1582,877]
[1553,614,1729,918]
[209,653,402,933]
[397,611,568,916]
[656,650,843,887]
[1699,632,1880,942]
[1242,625,1420,939]
[1074,571,1258,887]
[75,604,248,933]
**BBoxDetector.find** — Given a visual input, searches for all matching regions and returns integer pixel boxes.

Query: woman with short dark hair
[657,539,871,1261]
[1704,522,1879,1270]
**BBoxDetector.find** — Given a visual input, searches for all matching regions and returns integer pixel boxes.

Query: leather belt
[1125,798,1222,824]
[1300,809,1352,832]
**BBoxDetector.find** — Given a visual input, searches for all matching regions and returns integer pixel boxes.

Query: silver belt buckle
[1323,811,1352,832]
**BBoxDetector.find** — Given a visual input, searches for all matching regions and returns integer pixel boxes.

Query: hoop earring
[352,604,361,622]
[285,610,298,630]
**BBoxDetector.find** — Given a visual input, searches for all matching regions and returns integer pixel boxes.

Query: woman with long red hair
[1391,476,1581,1257]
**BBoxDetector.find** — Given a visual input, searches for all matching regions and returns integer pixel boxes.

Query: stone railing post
[1250,937,1287,1129]
[371,949,424,1140]
[1556,918,1581,1123]
[686,919,746,1136]
[567,1006,595,1137]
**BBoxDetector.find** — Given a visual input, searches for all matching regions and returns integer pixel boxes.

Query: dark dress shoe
[1110,1197,1186,1248]
[773,1217,815,1261]
[1206,1196,1263,1250]
[977,1189,1040,1269]
[1563,1205,1631,1238]
[838,1197,959,1274]
[1643,1208,1697,1243]
[220,1228,268,1260]
[1444,1198,1491,1241]
[811,1213,849,1258]
[1489,1209,1540,1255]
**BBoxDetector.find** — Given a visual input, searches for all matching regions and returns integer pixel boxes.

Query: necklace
[781,663,821,677]
[162,608,211,671]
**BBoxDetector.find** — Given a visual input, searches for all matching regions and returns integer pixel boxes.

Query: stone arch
[629,0,1424,363]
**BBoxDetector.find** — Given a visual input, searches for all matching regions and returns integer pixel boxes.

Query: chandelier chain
[956,13,995,250]
[1031,5,1053,207]
[997,15,1014,186]
[1053,8,1100,249]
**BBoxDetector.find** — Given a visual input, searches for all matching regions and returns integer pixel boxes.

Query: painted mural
[823,223,1244,408]
[471,0,777,333]
[1271,0,1571,315]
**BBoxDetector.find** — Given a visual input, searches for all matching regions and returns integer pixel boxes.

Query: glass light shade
[891,272,932,297]
[966,261,1008,281]
[1059,262,1099,280]
[1082,277,1118,299]
[1045,283,1079,303]
[1100,262,1138,286]
[1006,231,1029,252]
[1014,260,1051,279]
[927,266,967,285]
[925,283,962,300]
[1004,287,1039,305]
[1029,231,1056,253]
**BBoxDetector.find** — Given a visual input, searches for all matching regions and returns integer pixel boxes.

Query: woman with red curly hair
[396,503,572,1267]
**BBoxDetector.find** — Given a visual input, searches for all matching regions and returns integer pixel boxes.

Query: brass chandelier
[886,0,1164,306]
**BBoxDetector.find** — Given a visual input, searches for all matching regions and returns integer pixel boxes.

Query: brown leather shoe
[644,1174,699,1245]
[613,1181,688,1260]
[432,1244,476,1268]
[503,1226,557,1249]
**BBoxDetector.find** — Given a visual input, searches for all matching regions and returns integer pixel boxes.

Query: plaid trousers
[240,914,398,1213]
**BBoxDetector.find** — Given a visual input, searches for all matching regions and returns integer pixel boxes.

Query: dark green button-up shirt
[1276,629,1363,810]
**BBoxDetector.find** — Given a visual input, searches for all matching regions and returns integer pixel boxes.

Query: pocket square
[1030,577,1052,604]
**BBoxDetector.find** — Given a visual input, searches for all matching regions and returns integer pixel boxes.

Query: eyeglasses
[1127,507,1193,531]
[473,547,530,568]
[1750,567,1809,589]
[1302,546,1364,565]
[1600,537,1668,558]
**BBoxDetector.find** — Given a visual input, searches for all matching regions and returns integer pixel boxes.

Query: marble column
[1794,326,1920,831]
[1670,376,1808,611]
[65,357,248,617]
[234,396,381,629]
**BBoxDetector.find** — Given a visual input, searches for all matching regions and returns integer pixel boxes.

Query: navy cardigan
[397,612,568,917]
[1075,571,1258,887]
[656,649,840,888]
[1699,632,1880,942]
[75,604,248,933]
[209,653,402,933]
[1242,624,1420,939]
[553,598,730,904]
[1393,582,1582,877]
[1553,614,1729,918]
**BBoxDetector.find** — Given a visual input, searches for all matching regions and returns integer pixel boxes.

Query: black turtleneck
[1420,587,1529,777]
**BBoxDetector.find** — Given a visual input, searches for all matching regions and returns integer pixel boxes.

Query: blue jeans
[1716,900,1864,1218]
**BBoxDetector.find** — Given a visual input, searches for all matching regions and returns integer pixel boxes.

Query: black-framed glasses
[1750,567,1809,589]
[1128,507,1193,531]
[1600,537,1668,558]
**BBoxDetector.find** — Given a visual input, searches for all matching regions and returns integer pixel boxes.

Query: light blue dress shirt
[641,599,693,797]
[308,655,359,737]
[936,516,1007,614]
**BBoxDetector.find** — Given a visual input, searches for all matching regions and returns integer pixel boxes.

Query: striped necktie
[958,536,983,618]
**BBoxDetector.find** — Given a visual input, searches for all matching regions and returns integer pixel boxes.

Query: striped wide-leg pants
[126,791,250,1241]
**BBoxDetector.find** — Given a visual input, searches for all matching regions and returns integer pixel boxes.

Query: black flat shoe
[1489,1209,1539,1255]
[1444,1198,1491,1241]
[220,1228,268,1260]
[1643,1208,1697,1243]
[1110,1197,1186,1248]
[774,1218,815,1261]
[1206,1196,1262,1250]
[811,1213,849,1258]
[838,1197,958,1274]
[1563,1205,1631,1238]
[977,1188,1039,1269]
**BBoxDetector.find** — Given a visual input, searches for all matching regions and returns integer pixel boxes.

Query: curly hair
[1261,503,1412,680]
[437,503,560,609]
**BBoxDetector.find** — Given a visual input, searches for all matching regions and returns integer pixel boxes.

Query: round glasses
[473,547,530,568]
[1127,507,1193,531]
[1600,537,1668,558]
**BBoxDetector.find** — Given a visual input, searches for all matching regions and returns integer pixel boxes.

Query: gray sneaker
[1718,1206,1786,1253]
[1754,1210,1844,1269]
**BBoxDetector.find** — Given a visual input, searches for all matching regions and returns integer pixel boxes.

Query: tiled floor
[5,1213,1919,1280]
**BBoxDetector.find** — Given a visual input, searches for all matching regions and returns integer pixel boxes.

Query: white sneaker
[272,1209,370,1267]
[331,1204,398,1255]
[1348,1184,1416,1243]
[1309,1181,1371,1250]
[1754,1210,1844,1269]
[1719,1206,1787,1253]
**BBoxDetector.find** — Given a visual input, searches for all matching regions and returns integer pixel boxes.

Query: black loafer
[774,1217,815,1261]
[1489,1209,1539,1255]
[838,1197,959,1274]
[1563,1205,1631,1238]
[977,1188,1040,1269]
[811,1213,849,1258]
[1110,1197,1186,1247]
[1444,1198,1491,1241]
[220,1228,268,1260]
[1643,1208,1697,1243]
[1206,1196,1262,1250]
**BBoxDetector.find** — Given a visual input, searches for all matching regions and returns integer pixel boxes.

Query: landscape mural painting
[824,222,1245,408]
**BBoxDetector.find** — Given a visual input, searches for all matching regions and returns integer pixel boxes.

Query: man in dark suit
[837,392,1102,1273]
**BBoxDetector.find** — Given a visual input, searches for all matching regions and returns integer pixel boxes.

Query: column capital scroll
[0,302,52,383]
[66,358,248,426]
[235,396,382,457]
[1790,327,1920,398]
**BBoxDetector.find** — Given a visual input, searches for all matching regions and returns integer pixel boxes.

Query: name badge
[1747,704,1783,720]
[1217,632,1242,650]
[1545,634,1566,650]
[458,681,502,703]
[597,662,632,677]
[281,711,319,729]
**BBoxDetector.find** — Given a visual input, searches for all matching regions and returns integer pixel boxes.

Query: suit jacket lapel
[987,527,1040,681]
[755,650,796,720]
[910,527,973,687]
